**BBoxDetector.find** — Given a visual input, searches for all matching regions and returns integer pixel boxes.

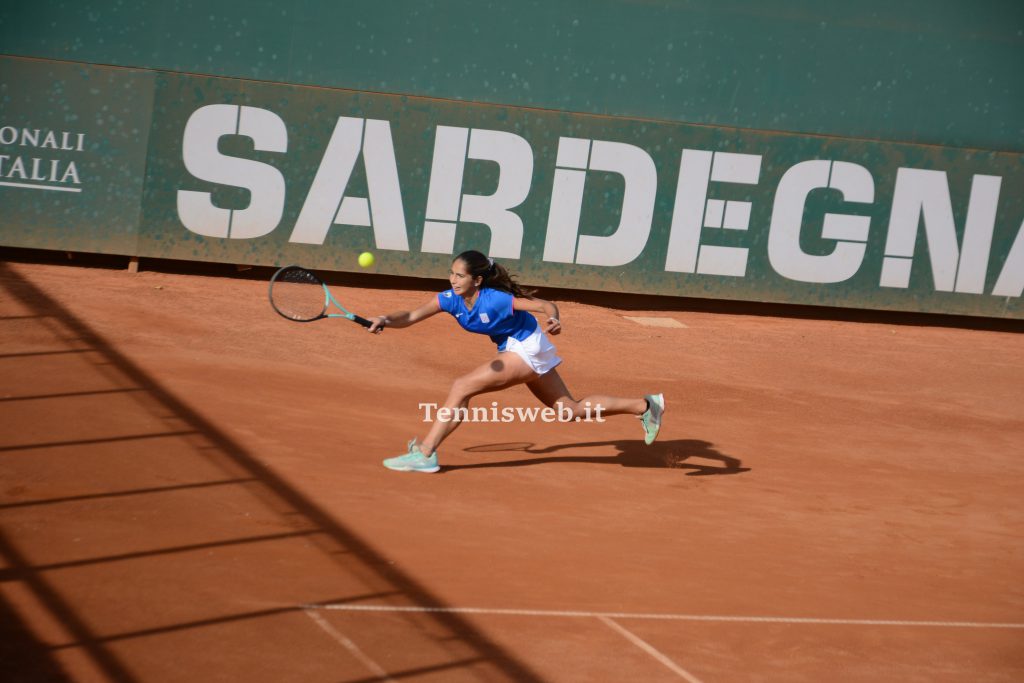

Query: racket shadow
[448,439,749,476]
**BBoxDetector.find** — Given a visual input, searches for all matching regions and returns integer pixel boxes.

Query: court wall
[2,3,1023,318]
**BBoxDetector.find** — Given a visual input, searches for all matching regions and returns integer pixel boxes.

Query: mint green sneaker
[383,439,440,473]
[640,393,665,445]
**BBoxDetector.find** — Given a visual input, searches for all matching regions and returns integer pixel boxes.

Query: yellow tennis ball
[358,252,375,268]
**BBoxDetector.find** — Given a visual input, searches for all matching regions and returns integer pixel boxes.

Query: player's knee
[450,376,475,400]
[555,399,584,419]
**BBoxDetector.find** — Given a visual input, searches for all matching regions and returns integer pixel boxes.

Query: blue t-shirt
[437,287,538,351]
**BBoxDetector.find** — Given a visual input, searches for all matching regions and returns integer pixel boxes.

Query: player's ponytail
[454,250,536,298]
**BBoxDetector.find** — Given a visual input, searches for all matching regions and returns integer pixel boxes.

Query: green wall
[2,56,1022,318]
[2,0,1022,152]
[2,3,1023,319]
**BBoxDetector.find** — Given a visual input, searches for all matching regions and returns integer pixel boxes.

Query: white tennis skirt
[503,328,562,375]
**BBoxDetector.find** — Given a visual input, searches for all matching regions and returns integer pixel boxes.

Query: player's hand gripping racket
[268,265,376,328]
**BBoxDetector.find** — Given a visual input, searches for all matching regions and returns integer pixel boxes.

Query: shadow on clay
[447,439,750,475]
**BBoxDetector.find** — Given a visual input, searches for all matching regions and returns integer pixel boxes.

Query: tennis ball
[358,251,375,268]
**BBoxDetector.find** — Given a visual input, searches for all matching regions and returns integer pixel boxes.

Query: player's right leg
[384,352,538,473]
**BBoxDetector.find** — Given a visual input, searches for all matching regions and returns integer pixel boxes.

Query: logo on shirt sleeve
[443,291,452,298]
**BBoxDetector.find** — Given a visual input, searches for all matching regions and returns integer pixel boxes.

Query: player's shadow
[447,439,749,476]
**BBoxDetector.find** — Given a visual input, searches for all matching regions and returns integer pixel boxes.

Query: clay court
[1,255,1022,682]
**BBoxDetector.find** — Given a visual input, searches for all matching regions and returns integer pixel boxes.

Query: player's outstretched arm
[368,297,441,333]
[513,296,562,335]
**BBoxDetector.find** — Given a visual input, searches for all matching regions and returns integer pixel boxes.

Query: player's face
[449,259,482,297]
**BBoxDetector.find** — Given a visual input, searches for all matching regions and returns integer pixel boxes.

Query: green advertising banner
[0,58,154,254]
[2,56,1023,319]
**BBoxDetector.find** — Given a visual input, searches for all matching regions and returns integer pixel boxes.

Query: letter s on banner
[177,104,288,239]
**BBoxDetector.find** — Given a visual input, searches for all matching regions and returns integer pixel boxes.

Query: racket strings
[270,268,328,321]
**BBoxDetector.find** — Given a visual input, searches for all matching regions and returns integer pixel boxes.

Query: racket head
[268,265,329,322]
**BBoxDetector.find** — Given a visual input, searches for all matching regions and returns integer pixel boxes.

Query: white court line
[0,180,82,193]
[306,603,1024,629]
[599,616,704,683]
[623,315,688,328]
[304,609,397,682]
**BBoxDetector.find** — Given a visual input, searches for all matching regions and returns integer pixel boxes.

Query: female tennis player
[367,250,665,473]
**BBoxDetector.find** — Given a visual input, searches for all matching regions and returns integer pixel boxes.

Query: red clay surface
[1,257,1022,682]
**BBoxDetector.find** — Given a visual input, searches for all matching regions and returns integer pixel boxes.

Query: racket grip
[351,314,375,328]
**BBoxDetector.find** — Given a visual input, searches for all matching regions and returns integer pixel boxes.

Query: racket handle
[351,314,375,328]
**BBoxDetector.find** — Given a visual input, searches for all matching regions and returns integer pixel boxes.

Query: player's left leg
[525,368,647,418]
[526,369,664,443]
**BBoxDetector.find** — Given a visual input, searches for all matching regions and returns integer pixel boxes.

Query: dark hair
[454,250,536,298]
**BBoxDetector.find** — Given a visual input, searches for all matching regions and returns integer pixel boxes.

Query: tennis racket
[268,265,375,327]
